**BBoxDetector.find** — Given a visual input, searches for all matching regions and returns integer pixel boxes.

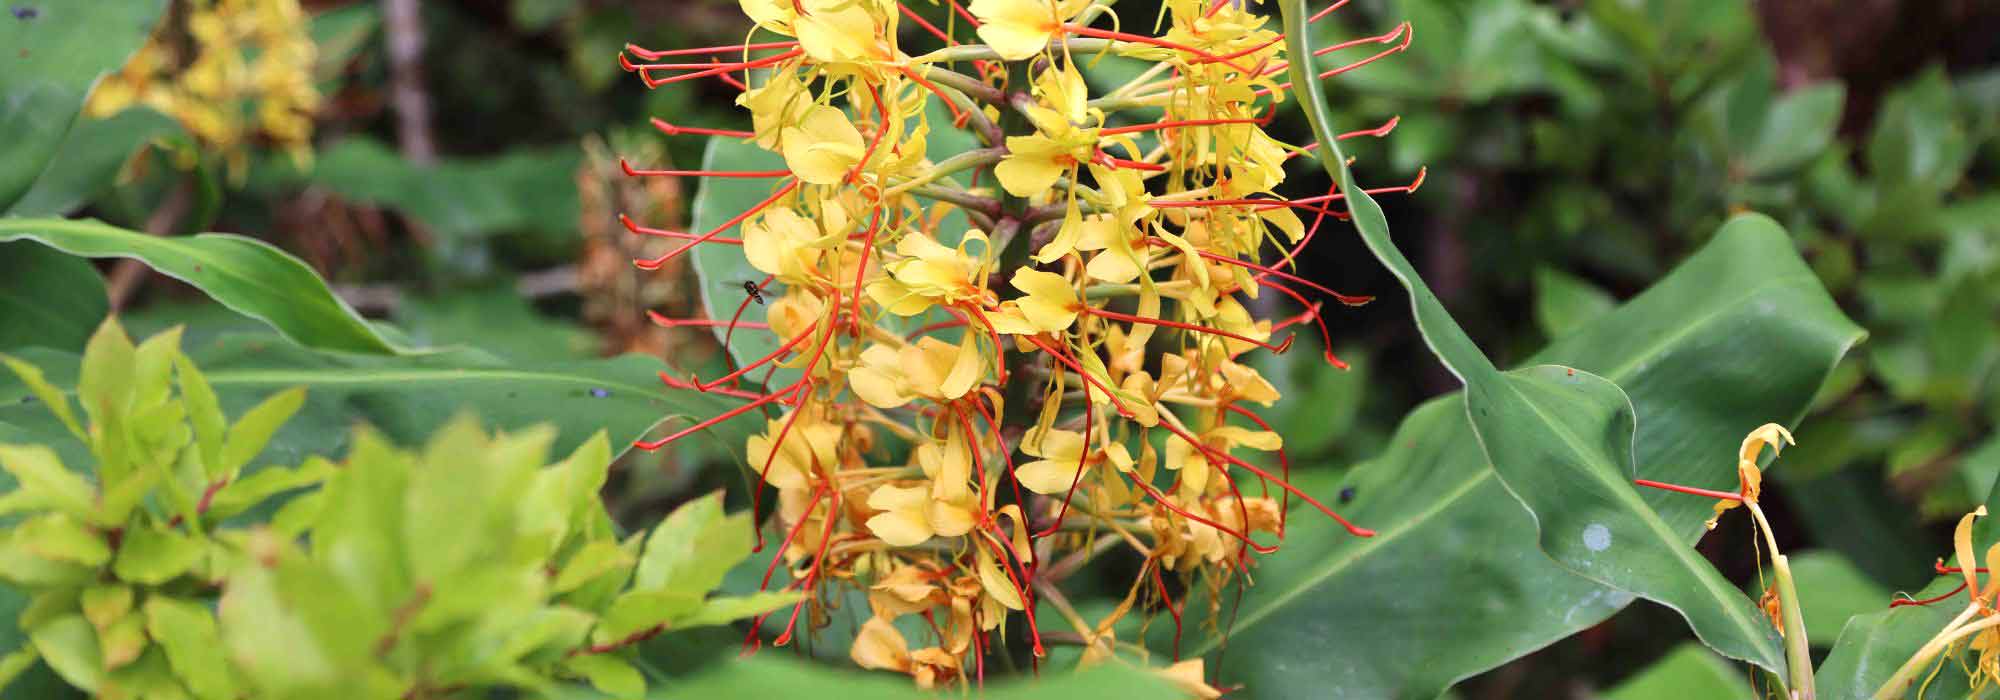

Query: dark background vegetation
[71,0,1999,696]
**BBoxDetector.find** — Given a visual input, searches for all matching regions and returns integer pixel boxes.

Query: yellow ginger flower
[622,0,1420,686]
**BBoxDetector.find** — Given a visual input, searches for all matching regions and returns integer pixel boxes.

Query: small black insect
[11,6,37,20]
[589,388,610,398]
[741,280,765,305]
[1338,486,1357,504]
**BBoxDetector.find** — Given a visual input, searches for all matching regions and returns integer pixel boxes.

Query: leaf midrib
[1197,273,1818,656]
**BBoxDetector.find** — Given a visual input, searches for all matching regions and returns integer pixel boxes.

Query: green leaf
[0,355,85,442]
[111,523,204,585]
[1284,2,1813,679]
[633,492,753,595]
[676,592,802,629]
[1743,83,1845,177]
[553,541,634,594]
[562,654,643,700]
[1603,643,1756,700]
[688,139,793,381]
[200,458,333,522]
[0,337,755,476]
[8,108,180,218]
[0,219,410,355]
[174,355,225,480]
[1532,266,1616,340]
[596,589,702,641]
[0,0,164,211]
[217,386,306,477]
[0,242,106,355]
[1212,10,1867,696]
[0,446,92,517]
[27,615,102,693]
[16,515,108,568]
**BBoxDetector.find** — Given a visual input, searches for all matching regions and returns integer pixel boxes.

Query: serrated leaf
[174,356,226,480]
[563,654,644,699]
[634,492,754,596]
[596,590,702,642]
[18,514,110,567]
[217,387,305,478]
[553,541,634,594]
[0,445,93,517]
[112,523,204,585]
[678,592,803,629]
[0,355,85,442]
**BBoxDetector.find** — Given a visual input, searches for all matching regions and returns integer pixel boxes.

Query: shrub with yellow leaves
[620,0,1421,689]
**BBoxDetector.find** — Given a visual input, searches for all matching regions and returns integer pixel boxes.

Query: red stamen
[632,383,797,450]
[1632,479,1744,502]
[1128,476,1275,554]
[1891,582,1970,608]
[1257,281,1347,369]
[634,50,801,88]
[635,179,798,270]
[620,214,743,244]
[621,158,789,178]
[1149,239,1374,306]
[1151,564,1185,658]
[1021,335,1135,419]
[1226,404,1292,538]
[1061,24,1259,75]
[1100,116,1271,136]
[1033,384,1096,539]
[1155,419,1373,537]
[775,493,844,646]
[656,372,769,402]
[651,118,755,139]
[1086,307,1293,355]
[624,41,796,60]
[1308,0,1351,23]
[1311,22,1410,58]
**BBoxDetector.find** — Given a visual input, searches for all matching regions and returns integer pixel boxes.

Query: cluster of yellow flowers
[624,0,1413,688]
[87,0,321,173]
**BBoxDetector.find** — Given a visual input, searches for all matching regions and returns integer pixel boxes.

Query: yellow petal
[1016,458,1084,495]
[939,331,984,400]
[781,105,865,184]
[1958,506,1988,599]
[994,136,1068,196]
[976,545,1025,610]
[851,617,912,672]
[1739,423,1795,464]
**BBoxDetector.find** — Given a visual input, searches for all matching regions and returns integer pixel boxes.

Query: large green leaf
[1201,218,1861,698]
[0,242,106,353]
[0,219,408,355]
[0,335,753,471]
[1200,5,1868,696]
[0,1,164,212]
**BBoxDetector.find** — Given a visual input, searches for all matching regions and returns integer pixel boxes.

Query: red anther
[651,118,755,140]
[1313,23,1412,80]
[620,158,787,179]
[624,40,796,60]
[1632,479,1744,502]
[620,213,743,244]
[636,50,801,88]
[656,372,767,401]
[1312,22,1410,58]
[1891,582,1970,608]
[711,59,750,91]
[635,179,797,270]
[1308,0,1351,23]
